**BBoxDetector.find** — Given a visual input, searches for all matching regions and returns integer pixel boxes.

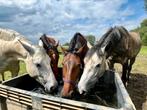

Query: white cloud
[0,0,145,44]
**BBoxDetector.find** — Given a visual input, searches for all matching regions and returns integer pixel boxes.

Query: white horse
[0,28,57,92]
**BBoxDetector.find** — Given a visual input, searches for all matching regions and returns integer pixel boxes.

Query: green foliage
[85,35,95,46]
[141,19,147,27]
[132,19,147,46]
[144,0,147,12]
[63,42,69,46]
[139,46,147,55]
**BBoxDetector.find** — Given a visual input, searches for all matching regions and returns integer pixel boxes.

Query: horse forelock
[85,44,100,60]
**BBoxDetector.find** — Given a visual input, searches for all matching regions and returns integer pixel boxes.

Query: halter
[63,78,77,86]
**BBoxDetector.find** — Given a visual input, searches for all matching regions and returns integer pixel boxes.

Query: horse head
[61,45,85,98]
[39,34,59,79]
[18,39,58,93]
[78,44,109,94]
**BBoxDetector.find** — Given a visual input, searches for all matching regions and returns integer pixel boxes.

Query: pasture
[0,46,147,110]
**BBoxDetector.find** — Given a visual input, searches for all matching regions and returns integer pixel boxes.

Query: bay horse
[61,32,89,98]
[39,34,59,80]
[78,26,141,94]
[0,28,57,92]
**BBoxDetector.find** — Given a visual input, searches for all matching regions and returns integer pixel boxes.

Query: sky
[0,0,146,44]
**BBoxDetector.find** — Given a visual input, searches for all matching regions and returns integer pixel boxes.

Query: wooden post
[0,96,7,110]
[31,96,42,110]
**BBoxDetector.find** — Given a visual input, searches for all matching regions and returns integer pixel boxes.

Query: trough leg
[0,97,7,110]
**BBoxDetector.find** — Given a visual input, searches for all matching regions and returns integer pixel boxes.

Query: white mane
[0,28,30,43]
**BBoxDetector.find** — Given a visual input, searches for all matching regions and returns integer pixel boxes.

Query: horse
[78,26,141,94]
[0,28,57,92]
[61,32,89,98]
[39,34,59,80]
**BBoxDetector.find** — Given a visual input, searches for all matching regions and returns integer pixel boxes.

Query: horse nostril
[50,86,55,91]
[81,90,86,95]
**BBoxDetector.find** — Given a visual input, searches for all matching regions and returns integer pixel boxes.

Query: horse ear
[60,46,68,55]
[76,45,85,54]
[87,41,92,49]
[38,39,43,47]
[101,42,111,54]
[18,40,35,55]
[101,45,106,54]
[55,40,59,47]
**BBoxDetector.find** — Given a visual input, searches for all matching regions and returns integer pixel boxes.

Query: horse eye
[96,64,100,68]
[36,63,41,68]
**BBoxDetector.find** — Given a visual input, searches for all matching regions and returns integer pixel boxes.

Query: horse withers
[39,34,59,80]
[78,26,141,94]
[61,33,89,98]
[0,28,57,92]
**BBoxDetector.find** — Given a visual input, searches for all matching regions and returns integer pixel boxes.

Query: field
[0,46,147,110]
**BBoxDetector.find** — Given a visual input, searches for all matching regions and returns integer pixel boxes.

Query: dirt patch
[126,73,147,110]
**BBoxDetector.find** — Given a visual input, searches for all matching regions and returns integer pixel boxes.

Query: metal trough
[0,71,136,110]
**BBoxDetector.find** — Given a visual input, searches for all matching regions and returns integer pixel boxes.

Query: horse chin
[78,84,87,95]
[44,81,58,93]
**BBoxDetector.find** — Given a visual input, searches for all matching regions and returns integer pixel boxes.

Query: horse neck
[1,40,28,61]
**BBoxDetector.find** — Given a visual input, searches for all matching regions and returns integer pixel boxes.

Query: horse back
[128,32,142,58]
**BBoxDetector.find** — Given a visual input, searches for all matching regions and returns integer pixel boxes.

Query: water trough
[0,70,136,110]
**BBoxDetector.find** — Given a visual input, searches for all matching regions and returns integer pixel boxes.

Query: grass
[112,46,147,74]
[1,46,147,81]
[139,46,147,56]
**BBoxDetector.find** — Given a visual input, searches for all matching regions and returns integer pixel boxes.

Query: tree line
[132,19,147,46]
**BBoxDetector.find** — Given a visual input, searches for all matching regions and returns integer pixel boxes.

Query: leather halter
[63,78,77,86]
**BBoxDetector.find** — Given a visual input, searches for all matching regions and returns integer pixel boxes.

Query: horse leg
[11,61,19,78]
[1,72,5,81]
[121,61,129,85]
[127,57,136,81]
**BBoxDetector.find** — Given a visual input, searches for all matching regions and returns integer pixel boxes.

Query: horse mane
[98,27,113,46]
[0,28,31,43]
[86,26,130,58]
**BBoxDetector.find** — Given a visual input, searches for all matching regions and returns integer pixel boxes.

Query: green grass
[139,46,147,56]
[0,61,27,81]
[1,46,147,81]
[114,46,147,74]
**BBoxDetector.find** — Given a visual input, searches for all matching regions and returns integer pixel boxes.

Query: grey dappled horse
[78,26,141,94]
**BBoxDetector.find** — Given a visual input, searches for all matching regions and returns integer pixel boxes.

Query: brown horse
[39,34,59,79]
[61,33,89,98]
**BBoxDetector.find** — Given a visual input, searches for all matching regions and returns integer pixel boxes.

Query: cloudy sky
[0,0,146,44]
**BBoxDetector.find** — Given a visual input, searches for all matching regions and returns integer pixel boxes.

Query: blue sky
[0,0,146,44]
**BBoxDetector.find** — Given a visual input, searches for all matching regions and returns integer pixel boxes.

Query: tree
[85,35,95,46]
[142,33,147,45]
[141,19,147,27]
[63,42,69,46]
[132,19,147,46]
[144,0,147,12]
